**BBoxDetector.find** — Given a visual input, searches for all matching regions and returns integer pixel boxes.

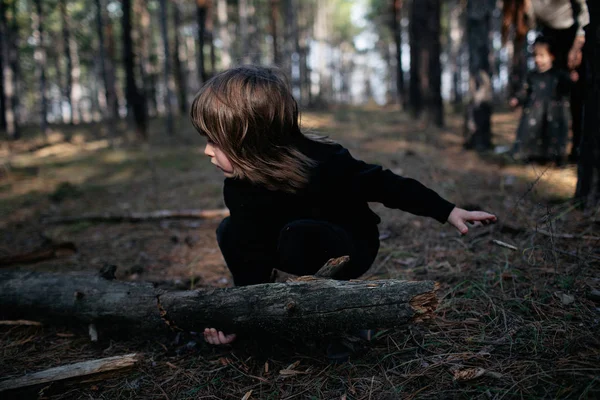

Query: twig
[492,240,518,251]
[0,242,76,267]
[0,353,141,392]
[0,320,42,326]
[42,209,230,224]
[535,229,600,240]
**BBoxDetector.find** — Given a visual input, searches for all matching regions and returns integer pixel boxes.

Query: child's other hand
[570,70,579,82]
[509,98,519,108]
[447,207,497,235]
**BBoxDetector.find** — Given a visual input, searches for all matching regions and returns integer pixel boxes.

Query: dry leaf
[218,357,232,366]
[264,361,269,373]
[285,360,301,370]
[453,367,485,382]
[554,291,575,305]
[501,272,514,280]
[241,390,252,400]
[279,369,308,376]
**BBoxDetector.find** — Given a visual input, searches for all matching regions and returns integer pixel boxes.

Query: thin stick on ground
[0,353,141,392]
[42,208,230,224]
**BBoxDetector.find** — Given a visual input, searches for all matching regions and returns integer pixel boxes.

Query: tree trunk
[33,0,48,136]
[391,0,405,108]
[428,0,443,127]
[238,0,250,64]
[122,0,148,139]
[575,1,600,207]
[448,0,465,109]
[0,270,438,337]
[196,0,208,84]
[172,1,187,114]
[463,0,494,151]
[283,0,295,81]
[59,0,74,124]
[409,0,443,126]
[0,0,7,133]
[138,0,157,118]
[95,0,117,137]
[409,0,422,117]
[216,0,231,70]
[7,0,19,138]
[159,0,174,134]
[270,0,280,65]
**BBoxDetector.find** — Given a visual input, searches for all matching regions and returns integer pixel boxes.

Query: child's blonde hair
[190,65,319,193]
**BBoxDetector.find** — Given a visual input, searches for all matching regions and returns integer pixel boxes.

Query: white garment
[528,0,590,36]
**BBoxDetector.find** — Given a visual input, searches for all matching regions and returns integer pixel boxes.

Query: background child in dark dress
[190,65,497,346]
[509,37,572,164]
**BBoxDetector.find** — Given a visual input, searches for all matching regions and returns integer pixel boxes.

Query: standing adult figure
[503,0,589,162]
[527,0,589,162]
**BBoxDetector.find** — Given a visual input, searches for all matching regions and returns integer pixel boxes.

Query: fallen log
[0,269,438,337]
[0,353,140,393]
[42,208,230,224]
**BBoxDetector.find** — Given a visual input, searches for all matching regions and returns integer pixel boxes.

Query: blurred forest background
[0,0,554,137]
[1,0,598,199]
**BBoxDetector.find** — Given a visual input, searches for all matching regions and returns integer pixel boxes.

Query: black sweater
[223,138,455,237]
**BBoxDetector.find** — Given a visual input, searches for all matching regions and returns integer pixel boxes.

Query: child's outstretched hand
[447,207,497,235]
[204,328,236,345]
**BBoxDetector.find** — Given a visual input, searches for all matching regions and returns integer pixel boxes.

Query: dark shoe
[326,340,352,364]
[355,329,377,341]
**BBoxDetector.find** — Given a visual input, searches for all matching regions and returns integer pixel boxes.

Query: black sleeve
[557,71,572,97]
[337,148,456,223]
[516,74,533,106]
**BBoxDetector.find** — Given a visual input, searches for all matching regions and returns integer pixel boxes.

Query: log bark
[0,353,140,392]
[0,270,438,337]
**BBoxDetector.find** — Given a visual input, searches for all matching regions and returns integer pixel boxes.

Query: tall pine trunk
[575,1,600,207]
[138,0,156,118]
[7,0,19,138]
[391,0,405,108]
[172,0,187,114]
[122,0,148,139]
[448,0,465,109]
[409,0,443,126]
[270,0,280,65]
[216,0,231,70]
[463,0,494,151]
[33,0,48,136]
[59,0,74,124]
[196,0,208,84]
[239,0,250,64]
[409,0,421,117]
[159,0,174,134]
[95,0,117,136]
[0,0,6,133]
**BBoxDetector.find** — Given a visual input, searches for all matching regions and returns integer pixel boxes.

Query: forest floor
[0,106,599,399]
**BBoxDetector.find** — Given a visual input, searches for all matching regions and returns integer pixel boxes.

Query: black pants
[541,23,584,158]
[216,217,380,286]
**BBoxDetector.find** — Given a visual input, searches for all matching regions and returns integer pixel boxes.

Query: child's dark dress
[217,138,455,286]
[511,68,571,162]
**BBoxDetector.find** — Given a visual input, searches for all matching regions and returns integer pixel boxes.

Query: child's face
[204,141,234,177]
[534,44,554,73]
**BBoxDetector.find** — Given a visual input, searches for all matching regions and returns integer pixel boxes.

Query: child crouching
[189,65,497,346]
